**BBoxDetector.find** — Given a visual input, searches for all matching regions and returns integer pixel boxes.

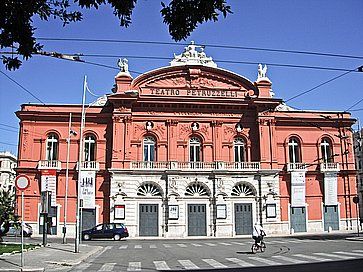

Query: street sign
[15,175,30,191]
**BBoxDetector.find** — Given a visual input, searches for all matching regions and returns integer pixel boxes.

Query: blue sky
[1,0,363,155]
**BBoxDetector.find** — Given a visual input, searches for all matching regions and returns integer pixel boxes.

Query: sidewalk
[0,242,103,272]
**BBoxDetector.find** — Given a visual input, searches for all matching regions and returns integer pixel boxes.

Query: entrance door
[324,205,339,231]
[82,208,96,231]
[234,203,253,235]
[139,204,159,236]
[188,204,207,236]
[290,207,307,232]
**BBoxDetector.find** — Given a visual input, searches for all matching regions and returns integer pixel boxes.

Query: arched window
[234,137,246,162]
[288,137,301,163]
[137,183,162,196]
[143,136,156,161]
[189,137,202,162]
[84,134,96,161]
[321,138,333,163]
[231,182,256,196]
[46,133,59,161]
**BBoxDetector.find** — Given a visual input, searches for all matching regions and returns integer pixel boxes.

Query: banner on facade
[291,171,306,207]
[41,170,57,206]
[79,171,96,209]
[324,172,338,205]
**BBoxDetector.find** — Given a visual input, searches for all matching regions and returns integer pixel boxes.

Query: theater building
[16,43,358,238]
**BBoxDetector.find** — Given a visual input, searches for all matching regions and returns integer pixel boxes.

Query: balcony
[320,162,340,172]
[287,163,307,172]
[130,161,261,171]
[77,161,100,171]
[38,160,62,170]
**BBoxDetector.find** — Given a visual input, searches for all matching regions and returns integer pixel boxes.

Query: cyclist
[252,223,266,246]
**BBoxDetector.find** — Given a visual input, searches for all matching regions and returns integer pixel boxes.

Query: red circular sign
[15,175,30,191]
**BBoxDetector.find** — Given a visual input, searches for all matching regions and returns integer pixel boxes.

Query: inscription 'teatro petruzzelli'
[148,88,246,98]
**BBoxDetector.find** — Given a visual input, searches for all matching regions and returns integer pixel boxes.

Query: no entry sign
[15,175,30,191]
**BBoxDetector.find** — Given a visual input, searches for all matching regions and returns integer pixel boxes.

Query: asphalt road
[5,234,363,271]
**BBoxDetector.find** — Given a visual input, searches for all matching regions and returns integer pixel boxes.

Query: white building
[0,151,17,193]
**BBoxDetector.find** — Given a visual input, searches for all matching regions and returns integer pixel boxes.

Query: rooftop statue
[171,41,217,68]
[118,58,129,73]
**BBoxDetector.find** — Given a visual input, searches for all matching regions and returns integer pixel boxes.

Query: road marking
[314,252,353,260]
[353,249,363,253]
[99,263,116,271]
[270,240,286,244]
[191,243,202,247]
[219,242,232,246]
[202,259,227,268]
[119,245,128,249]
[127,262,141,271]
[248,257,281,265]
[293,254,332,262]
[163,244,172,248]
[231,241,245,245]
[177,243,187,247]
[178,260,199,269]
[73,263,91,272]
[150,244,157,248]
[135,245,142,249]
[334,251,363,257]
[287,240,303,243]
[205,243,217,246]
[272,255,307,264]
[154,261,170,270]
[226,257,255,267]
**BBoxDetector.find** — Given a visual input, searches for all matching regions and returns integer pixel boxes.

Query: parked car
[82,223,128,241]
[7,222,33,237]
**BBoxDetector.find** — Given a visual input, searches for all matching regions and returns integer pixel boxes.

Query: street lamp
[63,113,77,244]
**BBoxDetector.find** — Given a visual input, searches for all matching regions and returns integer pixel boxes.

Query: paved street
[67,235,363,271]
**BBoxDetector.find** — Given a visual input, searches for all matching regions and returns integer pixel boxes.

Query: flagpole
[75,76,87,253]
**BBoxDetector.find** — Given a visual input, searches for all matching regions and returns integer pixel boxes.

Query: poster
[216,204,227,219]
[266,203,277,218]
[324,172,338,205]
[114,205,125,219]
[168,205,179,220]
[41,170,57,206]
[291,171,306,207]
[79,171,96,209]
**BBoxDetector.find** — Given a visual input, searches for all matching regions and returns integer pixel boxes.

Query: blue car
[82,223,129,241]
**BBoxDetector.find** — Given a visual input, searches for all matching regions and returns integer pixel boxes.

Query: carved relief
[155,124,166,138]
[179,124,192,138]
[22,129,28,153]
[199,125,210,139]
[133,124,144,136]
[224,126,235,136]
[146,75,188,88]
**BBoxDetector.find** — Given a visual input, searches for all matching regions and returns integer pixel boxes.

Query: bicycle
[251,240,266,253]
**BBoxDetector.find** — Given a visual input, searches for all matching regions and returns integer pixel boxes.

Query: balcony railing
[287,163,307,172]
[77,161,100,171]
[130,161,261,171]
[38,160,62,170]
[320,162,339,172]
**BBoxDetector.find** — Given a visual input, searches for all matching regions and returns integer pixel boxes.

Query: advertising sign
[41,170,57,206]
[291,171,306,207]
[79,171,96,209]
[324,172,338,205]
[114,205,125,220]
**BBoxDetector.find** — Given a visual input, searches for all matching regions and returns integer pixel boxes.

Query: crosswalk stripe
[334,251,363,257]
[293,254,332,262]
[202,259,227,268]
[248,257,281,265]
[178,260,199,269]
[135,245,142,249]
[231,241,245,245]
[219,242,232,246]
[191,243,202,247]
[163,244,172,248]
[119,245,128,249]
[73,263,91,272]
[127,262,141,271]
[177,243,187,247]
[99,263,116,271]
[353,249,363,253]
[314,252,353,259]
[272,255,307,264]
[154,261,170,270]
[270,240,286,244]
[226,257,255,267]
[205,243,217,246]
[150,244,157,249]
[287,240,303,243]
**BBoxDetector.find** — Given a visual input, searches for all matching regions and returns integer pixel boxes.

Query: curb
[0,267,44,272]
